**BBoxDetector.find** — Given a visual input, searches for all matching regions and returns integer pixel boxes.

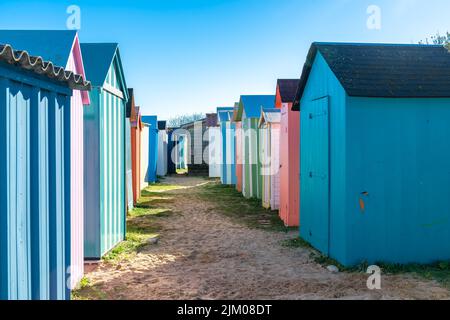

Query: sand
[80,176,450,300]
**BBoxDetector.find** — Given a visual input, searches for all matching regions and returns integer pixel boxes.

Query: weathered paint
[0,30,90,290]
[82,43,128,259]
[140,124,149,189]
[279,99,300,227]
[0,62,73,300]
[299,51,450,266]
[142,116,159,183]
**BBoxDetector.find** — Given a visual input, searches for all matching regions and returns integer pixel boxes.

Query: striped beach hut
[235,95,275,199]
[232,103,243,192]
[277,79,300,227]
[157,121,168,177]
[81,43,129,259]
[217,107,236,185]
[142,116,159,183]
[0,43,90,299]
[259,108,281,210]
[0,30,91,289]
[125,89,136,211]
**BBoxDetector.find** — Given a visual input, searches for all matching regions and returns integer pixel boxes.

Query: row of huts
[0,30,167,300]
[209,42,450,267]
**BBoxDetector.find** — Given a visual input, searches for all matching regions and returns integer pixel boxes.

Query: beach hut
[217,107,236,185]
[293,42,450,266]
[125,89,136,211]
[259,108,281,210]
[177,134,188,172]
[140,122,150,189]
[277,79,300,227]
[0,30,91,289]
[232,103,243,192]
[81,43,129,260]
[130,94,142,205]
[157,121,168,177]
[179,114,217,176]
[208,125,222,178]
[0,43,91,299]
[142,116,159,183]
[167,128,178,175]
[235,95,275,199]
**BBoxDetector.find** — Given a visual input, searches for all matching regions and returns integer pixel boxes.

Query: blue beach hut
[142,116,159,183]
[0,44,91,300]
[217,107,236,185]
[293,42,450,266]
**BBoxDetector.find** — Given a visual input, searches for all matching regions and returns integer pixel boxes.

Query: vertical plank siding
[83,54,127,259]
[0,67,72,300]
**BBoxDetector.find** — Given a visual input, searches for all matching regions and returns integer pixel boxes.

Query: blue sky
[0,0,449,119]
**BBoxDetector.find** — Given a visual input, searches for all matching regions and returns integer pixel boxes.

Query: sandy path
[81,176,450,300]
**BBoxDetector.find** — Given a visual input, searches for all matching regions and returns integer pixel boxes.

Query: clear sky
[0,0,449,119]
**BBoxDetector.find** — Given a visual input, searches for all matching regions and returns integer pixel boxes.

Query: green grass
[73,182,179,300]
[283,236,450,289]
[103,184,178,262]
[199,182,293,232]
[376,262,450,289]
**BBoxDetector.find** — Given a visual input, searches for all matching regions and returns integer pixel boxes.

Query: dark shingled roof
[126,88,134,118]
[293,42,450,110]
[277,79,299,103]
[158,121,167,130]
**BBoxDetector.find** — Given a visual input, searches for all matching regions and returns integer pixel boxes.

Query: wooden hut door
[301,96,330,255]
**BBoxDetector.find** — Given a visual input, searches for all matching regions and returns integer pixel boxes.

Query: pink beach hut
[277,79,300,227]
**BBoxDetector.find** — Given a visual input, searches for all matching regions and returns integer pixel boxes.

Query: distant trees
[419,32,449,49]
[167,113,206,128]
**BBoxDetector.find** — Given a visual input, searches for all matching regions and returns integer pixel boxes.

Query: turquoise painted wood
[301,96,330,254]
[82,44,129,259]
[299,51,450,266]
[0,62,72,300]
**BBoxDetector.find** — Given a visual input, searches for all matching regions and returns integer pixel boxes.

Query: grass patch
[72,277,108,300]
[281,237,313,249]
[73,183,177,300]
[176,168,188,175]
[376,261,450,289]
[283,237,450,289]
[103,184,177,263]
[199,182,293,232]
